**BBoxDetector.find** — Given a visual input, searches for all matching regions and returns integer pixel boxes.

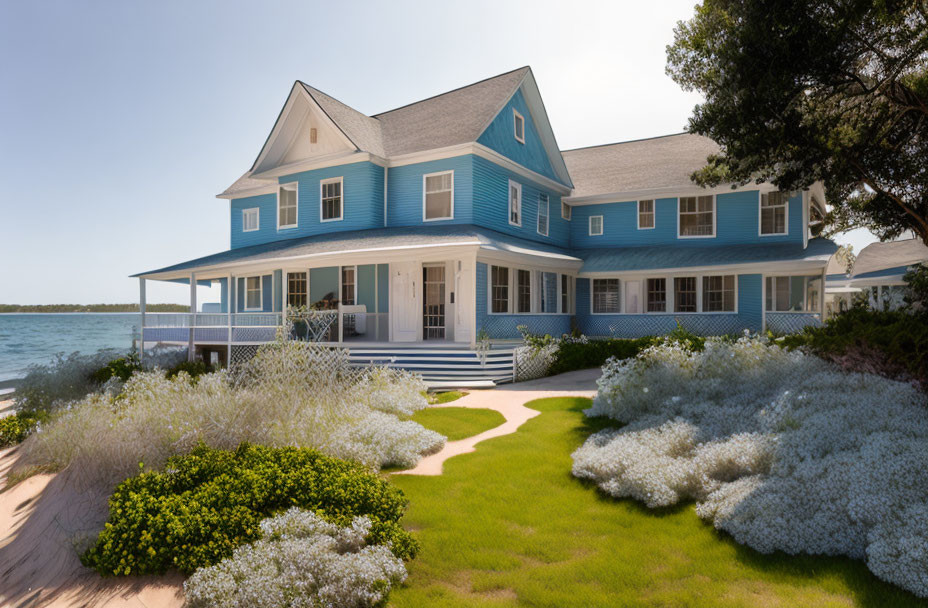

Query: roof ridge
[299,81,379,122]
[371,66,530,117]
[561,132,695,153]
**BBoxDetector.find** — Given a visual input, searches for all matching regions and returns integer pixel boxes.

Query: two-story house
[135,67,835,383]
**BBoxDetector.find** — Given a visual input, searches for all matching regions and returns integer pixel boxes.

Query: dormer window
[513,109,525,144]
[320,177,343,222]
[277,183,298,229]
[760,191,788,235]
[242,208,259,232]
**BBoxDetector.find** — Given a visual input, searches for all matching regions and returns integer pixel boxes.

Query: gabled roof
[851,238,928,278]
[562,133,721,199]
[301,83,386,157]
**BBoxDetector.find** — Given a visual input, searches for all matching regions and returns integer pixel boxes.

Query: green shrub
[165,359,212,380]
[90,352,142,384]
[0,409,48,447]
[549,338,652,375]
[81,443,417,576]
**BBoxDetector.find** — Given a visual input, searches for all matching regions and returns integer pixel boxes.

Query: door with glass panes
[422,265,446,340]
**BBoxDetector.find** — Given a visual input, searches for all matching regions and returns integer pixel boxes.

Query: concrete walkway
[397,368,600,476]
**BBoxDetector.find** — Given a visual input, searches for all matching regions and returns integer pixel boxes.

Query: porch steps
[346,347,515,388]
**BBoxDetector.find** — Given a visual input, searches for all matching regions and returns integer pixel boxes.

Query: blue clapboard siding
[475,262,571,339]
[574,274,763,337]
[229,161,383,249]
[570,191,803,249]
[377,264,389,313]
[472,156,569,248]
[387,156,474,226]
[476,88,560,184]
[357,264,376,310]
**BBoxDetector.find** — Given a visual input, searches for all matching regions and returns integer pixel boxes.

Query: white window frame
[242,207,260,232]
[489,265,511,315]
[513,108,525,144]
[341,265,356,305]
[702,274,738,313]
[588,273,739,315]
[319,176,344,223]
[589,215,603,236]
[537,193,549,236]
[677,195,716,239]
[508,180,522,226]
[422,170,454,222]
[277,182,299,230]
[244,276,263,311]
[637,199,655,230]
[758,191,789,236]
[591,278,621,314]
[559,274,573,314]
[561,201,571,221]
[645,277,668,313]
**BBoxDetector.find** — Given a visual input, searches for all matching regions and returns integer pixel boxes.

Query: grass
[411,407,505,441]
[390,397,926,608]
[427,390,468,405]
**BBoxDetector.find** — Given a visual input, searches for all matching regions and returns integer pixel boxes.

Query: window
[638,200,655,229]
[245,276,262,310]
[242,208,259,232]
[592,279,620,313]
[760,191,788,235]
[703,275,736,312]
[589,215,603,236]
[679,195,714,237]
[491,265,509,313]
[561,201,572,220]
[537,193,549,236]
[561,274,571,314]
[278,183,298,229]
[509,180,522,226]
[309,127,317,144]
[517,269,532,313]
[647,278,666,312]
[341,266,355,305]
[320,177,343,222]
[513,109,525,143]
[287,272,307,308]
[674,277,697,312]
[766,276,821,312]
[423,171,453,221]
[539,271,557,313]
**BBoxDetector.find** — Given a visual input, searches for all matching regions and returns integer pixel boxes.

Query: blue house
[135,67,835,382]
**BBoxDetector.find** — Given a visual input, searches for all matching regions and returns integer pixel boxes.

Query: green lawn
[411,406,505,441]
[390,397,926,608]
[427,390,469,405]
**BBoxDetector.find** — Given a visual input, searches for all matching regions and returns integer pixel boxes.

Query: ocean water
[0,314,140,382]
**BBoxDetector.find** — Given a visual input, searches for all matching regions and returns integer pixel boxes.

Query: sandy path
[397,368,599,475]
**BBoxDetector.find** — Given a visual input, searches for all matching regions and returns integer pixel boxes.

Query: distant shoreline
[0,304,187,313]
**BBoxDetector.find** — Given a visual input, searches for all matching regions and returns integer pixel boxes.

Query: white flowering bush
[184,508,407,608]
[572,335,928,597]
[16,341,443,486]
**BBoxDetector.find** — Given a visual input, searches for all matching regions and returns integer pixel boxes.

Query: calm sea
[0,313,140,382]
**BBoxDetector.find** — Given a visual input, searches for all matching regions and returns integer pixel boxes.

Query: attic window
[513,109,525,144]
[310,128,317,144]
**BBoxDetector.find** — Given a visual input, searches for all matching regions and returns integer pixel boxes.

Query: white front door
[454,259,474,343]
[391,261,420,341]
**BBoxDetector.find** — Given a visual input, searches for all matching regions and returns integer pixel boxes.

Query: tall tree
[666,0,928,242]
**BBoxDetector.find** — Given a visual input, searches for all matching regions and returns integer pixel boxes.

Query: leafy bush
[165,359,211,380]
[781,306,928,387]
[548,337,652,375]
[0,409,48,447]
[82,443,417,576]
[89,352,142,384]
[573,335,928,598]
[184,508,407,608]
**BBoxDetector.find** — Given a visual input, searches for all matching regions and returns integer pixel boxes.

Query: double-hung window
[509,180,522,226]
[513,109,525,143]
[638,199,655,229]
[760,192,788,235]
[679,195,714,237]
[242,208,259,232]
[491,265,510,313]
[245,276,263,310]
[423,171,453,221]
[516,269,532,313]
[537,193,549,236]
[674,277,697,312]
[592,279,620,313]
[278,183,298,229]
[589,215,603,236]
[703,275,736,312]
[341,266,355,305]
[647,278,666,312]
[287,272,307,308]
[320,177,343,222]
[561,201,572,220]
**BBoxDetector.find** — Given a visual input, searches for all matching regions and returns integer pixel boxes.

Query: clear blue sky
[0,0,874,305]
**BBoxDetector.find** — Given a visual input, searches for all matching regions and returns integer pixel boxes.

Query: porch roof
[134,225,579,279]
[578,237,838,274]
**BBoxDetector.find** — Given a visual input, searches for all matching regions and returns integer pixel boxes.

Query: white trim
[340,265,356,305]
[244,275,264,311]
[589,272,739,315]
[242,207,260,232]
[590,277,621,314]
[564,182,780,205]
[589,215,603,236]
[802,190,810,249]
[277,182,299,230]
[636,199,655,230]
[580,257,830,279]
[758,191,789,237]
[245,151,370,183]
[677,195,716,239]
[513,108,525,144]
[319,176,344,223]
[508,180,522,227]
[537,193,549,236]
[422,170,455,222]
[561,201,571,221]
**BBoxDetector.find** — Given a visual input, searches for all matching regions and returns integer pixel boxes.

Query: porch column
[188,272,197,362]
[820,267,827,323]
[761,274,767,334]
[227,274,233,367]
[281,270,287,330]
[138,278,146,365]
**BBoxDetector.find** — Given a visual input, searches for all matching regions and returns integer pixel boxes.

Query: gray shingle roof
[302,84,386,157]
[851,238,928,278]
[562,133,720,199]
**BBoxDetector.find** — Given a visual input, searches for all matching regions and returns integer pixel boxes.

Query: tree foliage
[667,0,928,242]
